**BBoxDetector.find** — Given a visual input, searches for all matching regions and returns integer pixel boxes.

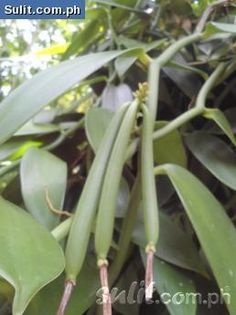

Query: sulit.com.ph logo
[96,281,231,309]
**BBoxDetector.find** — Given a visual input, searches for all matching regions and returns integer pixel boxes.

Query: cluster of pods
[56,83,159,315]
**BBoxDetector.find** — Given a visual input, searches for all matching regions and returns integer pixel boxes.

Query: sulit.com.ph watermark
[96,281,231,309]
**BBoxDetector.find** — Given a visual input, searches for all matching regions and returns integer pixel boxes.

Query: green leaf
[0,50,131,145]
[25,255,99,315]
[158,164,236,314]
[101,83,133,112]
[0,139,27,161]
[203,108,236,145]
[163,55,202,98]
[62,19,104,60]
[154,121,187,167]
[85,107,114,152]
[115,39,165,77]
[115,48,144,78]
[0,197,64,315]
[133,212,206,275]
[14,121,60,136]
[20,148,67,230]
[186,133,236,190]
[210,22,236,34]
[153,258,196,315]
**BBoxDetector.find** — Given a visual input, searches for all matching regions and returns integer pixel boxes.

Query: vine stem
[98,262,112,315]
[51,217,73,241]
[145,250,155,301]
[148,33,202,123]
[195,0,231,34]
[56,280,75,315]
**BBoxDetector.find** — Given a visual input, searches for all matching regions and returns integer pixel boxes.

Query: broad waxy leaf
[0,50,131,145]
[20,148,67,230]
[154,121,187,167]
[158,164,236,313]
[153,258,197,315]
[25,255,99,315]
[85,107,114,152]
[163,54,201,98]
[0,197,64,315]
[186,133,236,190]
[203,108,236,145]
[101,83,133,112]
[133,212,206,275]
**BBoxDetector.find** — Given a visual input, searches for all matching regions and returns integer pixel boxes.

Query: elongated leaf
[158,164,236,313]
[14,121,60,136]
[163,54,201,98]
[0,50,130,145]
[203,108,236,145]
[210,22,236,34]
[133,212,206,275]
[0,197,64,315]
[115,48,144,77]
[0,139,26,161]
[154,121,187,167]
[62,20,103,60]
[186,133,236,190]
[20,148,67,230]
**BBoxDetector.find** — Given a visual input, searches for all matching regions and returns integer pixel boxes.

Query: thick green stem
[51,217,73,242]
[45,117,85,151]
[148,33,203,122]
[148,62,161,126]
[195,63,226,109]
[152,107,202,140]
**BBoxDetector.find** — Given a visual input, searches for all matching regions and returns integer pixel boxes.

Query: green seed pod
[95,100,139,262]
[65,103,129,282]
[141,104,159,249]
[141,103,159,301]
